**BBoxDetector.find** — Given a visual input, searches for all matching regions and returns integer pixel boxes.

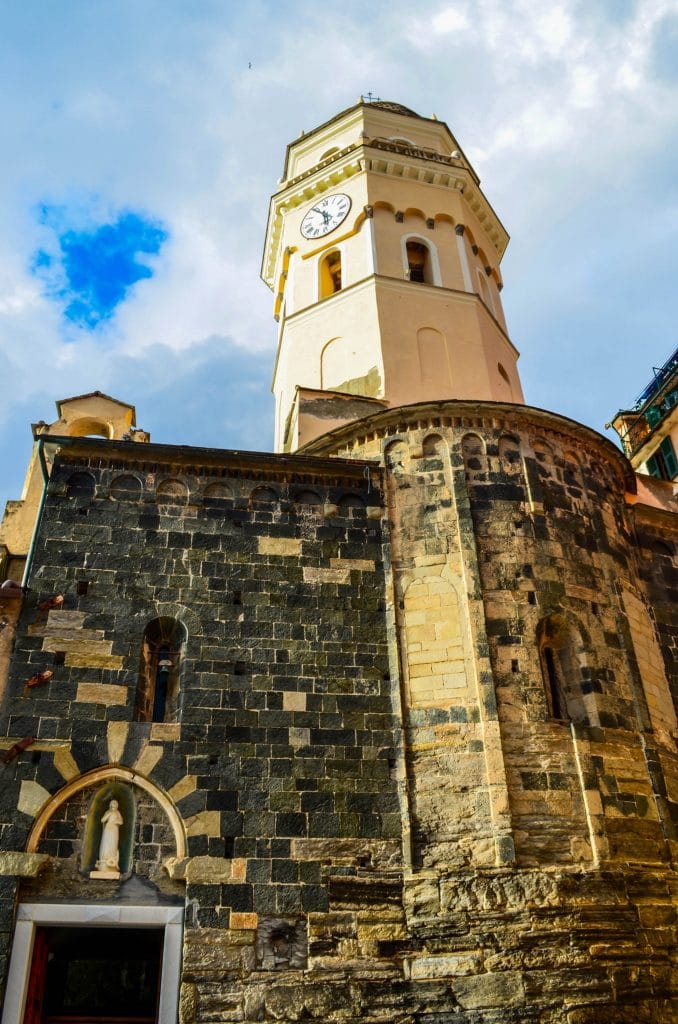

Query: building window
[135,618,186,723]
[406,240,431,283]
[536,614,592,725]
[646,436,678,481]
[319,250,342,297]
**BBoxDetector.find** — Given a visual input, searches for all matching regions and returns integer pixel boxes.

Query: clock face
[300,193,351,239]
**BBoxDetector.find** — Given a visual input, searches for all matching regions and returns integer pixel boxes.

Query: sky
[1,0,678,515]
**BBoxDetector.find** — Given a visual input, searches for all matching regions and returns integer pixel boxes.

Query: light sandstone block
[54,747,80,781]
[18,780,50,818]
[283,691,306,711]
[258,537,301,557]
[0,851,50,877]
[329,557,375,571]
[185,811,221,838]
[75,682,128,705]
[107,722,128,764]
[134,744,164,777]
[169,775,198,803]
[230,912,258,930]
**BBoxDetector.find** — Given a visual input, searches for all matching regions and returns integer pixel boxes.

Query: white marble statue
[95,799,123,873]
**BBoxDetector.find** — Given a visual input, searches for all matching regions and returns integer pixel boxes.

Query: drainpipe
[21,437,50,589]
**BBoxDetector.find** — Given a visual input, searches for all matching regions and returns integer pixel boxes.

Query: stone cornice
[49,436,382,493]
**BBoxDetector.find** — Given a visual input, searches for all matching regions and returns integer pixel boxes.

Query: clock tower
[262,98,525,452]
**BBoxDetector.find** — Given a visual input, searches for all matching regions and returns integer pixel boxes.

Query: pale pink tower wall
[262,99,524,453]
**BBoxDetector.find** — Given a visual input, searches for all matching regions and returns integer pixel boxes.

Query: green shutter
[660,436,678,479]
[646,453,661,478]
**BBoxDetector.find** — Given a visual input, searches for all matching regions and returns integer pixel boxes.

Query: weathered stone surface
[18,780,50,818]
[0,852,49,877]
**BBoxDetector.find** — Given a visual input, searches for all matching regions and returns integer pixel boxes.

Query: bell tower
[262,98,525,453]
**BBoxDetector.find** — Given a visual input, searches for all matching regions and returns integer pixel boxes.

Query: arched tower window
[319,250,342,298]
[406,240,431,283]
[536,614,593,725]
[136,618,187,723]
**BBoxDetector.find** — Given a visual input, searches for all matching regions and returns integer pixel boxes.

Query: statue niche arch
[82,781,135,879]
[135,617,187,723]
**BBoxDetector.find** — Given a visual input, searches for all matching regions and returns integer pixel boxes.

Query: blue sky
[1,1,678,515]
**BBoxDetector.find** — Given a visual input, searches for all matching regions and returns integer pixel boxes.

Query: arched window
[406,240,431,283]
[319,250,342,298]
[476,268,492,308]
[136,618,186,723]
[537,615,593,725]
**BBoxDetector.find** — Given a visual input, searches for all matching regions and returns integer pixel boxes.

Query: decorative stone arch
[26,765,187,860]
[401,233,442,286]
[402,206,427,223]
[373,200,396,215]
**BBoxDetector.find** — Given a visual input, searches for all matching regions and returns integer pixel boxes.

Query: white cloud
[1,0,678,510]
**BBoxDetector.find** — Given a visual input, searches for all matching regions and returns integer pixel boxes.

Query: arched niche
[203,481,233,503]
[67,471,95,500]
[135,617,187,723]
[26,766,187,861]
[337,493,366,513]
[156,478,189,504]
[422,432,447,458]
[531,438,555,478]
[498,434,522,475]
[562,451,584,492]
[417,327,450,385]
[384,439,410,477]
[110,473,142,501]
[461,432,486,480]
[250,485,278,504]
[497,363,514,401]
[294,489,323,506]
[81,781,135,877]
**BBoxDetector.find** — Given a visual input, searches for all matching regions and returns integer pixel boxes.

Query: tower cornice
[262,140,509,288]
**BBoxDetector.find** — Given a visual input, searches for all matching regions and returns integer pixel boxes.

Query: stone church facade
[0,100,676,1023]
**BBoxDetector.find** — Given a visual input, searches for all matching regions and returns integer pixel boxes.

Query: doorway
[25,926,163,1023]
[1,905,182,1024]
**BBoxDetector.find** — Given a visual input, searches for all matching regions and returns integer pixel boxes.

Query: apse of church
[0,99,676,1024]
